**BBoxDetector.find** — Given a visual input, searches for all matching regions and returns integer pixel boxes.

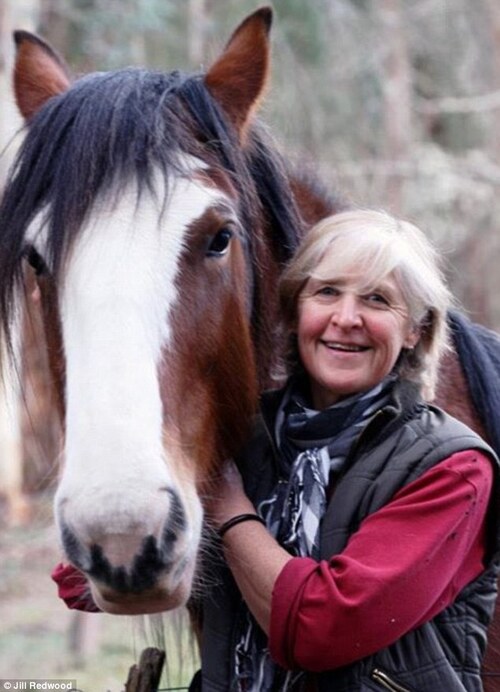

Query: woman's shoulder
[416,403,498,459]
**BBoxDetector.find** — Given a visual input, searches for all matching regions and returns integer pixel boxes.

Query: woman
[198,210,500,691]
[54,210,499,691]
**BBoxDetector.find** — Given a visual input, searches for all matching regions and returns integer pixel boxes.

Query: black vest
[199,381,500,691]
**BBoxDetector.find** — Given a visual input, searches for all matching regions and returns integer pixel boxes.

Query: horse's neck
[289,171,346,228]
[435,350,487,438]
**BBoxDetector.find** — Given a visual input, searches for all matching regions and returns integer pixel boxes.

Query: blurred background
[1,0,500,689]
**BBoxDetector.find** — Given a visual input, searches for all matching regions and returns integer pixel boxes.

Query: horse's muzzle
[57,486,199,613]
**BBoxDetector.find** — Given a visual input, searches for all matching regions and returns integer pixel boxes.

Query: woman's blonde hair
[279,209,453,400]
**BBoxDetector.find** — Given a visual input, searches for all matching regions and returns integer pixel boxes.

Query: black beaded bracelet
[218,513,266,539]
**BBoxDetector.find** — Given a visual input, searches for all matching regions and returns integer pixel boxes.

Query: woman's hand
[206,460,256,530]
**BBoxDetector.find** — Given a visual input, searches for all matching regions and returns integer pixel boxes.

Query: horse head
[1,7,312,614]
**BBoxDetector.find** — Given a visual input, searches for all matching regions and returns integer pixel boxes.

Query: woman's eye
[365,293,389,306]
[206,228,233,257]
[316,285,339,297]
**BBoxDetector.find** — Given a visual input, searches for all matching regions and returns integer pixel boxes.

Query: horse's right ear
[205,7,272,139]
[13,30,71,120]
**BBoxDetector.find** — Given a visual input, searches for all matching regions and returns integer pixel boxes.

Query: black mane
[0,65,305,346]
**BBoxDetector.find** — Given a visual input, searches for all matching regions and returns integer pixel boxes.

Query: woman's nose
[331,294,362,328]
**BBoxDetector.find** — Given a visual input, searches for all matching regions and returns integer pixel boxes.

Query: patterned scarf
[233,376,396,691]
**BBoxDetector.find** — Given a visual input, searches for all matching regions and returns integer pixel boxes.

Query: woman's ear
[410,309,436,351]
[404,324,421,350]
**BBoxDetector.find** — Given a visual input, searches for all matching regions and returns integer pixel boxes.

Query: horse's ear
[205,7,272,139]
[13,30,71,120]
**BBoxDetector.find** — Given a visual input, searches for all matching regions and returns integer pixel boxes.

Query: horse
[1,6,500,688]
[0,6,337,614]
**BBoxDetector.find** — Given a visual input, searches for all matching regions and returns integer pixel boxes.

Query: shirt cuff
[51,563,101,613]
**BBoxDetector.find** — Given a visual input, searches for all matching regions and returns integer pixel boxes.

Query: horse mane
[447,310,500,456]
[0,66,306,354]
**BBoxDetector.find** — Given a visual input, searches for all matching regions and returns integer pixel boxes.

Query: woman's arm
[213,451,493,671]
[208,463,293,633]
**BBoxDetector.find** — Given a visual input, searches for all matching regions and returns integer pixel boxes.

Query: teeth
[325,342,366,352]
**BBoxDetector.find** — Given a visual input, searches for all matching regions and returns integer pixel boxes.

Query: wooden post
[124,647,166,692]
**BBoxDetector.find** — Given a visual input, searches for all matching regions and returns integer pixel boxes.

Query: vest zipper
[371,668,411,692]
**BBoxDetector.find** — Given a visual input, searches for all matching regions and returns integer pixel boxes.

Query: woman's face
[297,261,420,409]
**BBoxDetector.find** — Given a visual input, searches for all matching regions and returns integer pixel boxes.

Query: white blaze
[56,174,224,540]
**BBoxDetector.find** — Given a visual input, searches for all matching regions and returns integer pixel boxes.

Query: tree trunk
[188,0,207,67]
[67,611,102,668]
[0,0,40,525]
[483,0,500,162]
[0,0,30,188]
[380,0,412,213]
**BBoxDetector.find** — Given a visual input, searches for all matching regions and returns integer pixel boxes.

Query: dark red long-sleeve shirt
[269,450,493,671]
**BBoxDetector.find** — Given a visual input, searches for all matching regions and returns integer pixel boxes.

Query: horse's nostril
[60,521,90,571]
[162,487,187,532]
[160,489,186,548]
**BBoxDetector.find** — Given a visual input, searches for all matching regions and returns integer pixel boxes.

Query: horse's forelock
[2,68,251,264]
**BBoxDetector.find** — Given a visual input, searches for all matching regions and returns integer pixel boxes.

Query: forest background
[0,0,500,690]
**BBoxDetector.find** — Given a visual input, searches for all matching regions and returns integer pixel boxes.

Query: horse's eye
[206,228,233,257]
[23,245,48,276]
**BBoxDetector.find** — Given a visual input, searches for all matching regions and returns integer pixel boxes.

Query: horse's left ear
[205,7,272,139]
[13,30,72,121]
